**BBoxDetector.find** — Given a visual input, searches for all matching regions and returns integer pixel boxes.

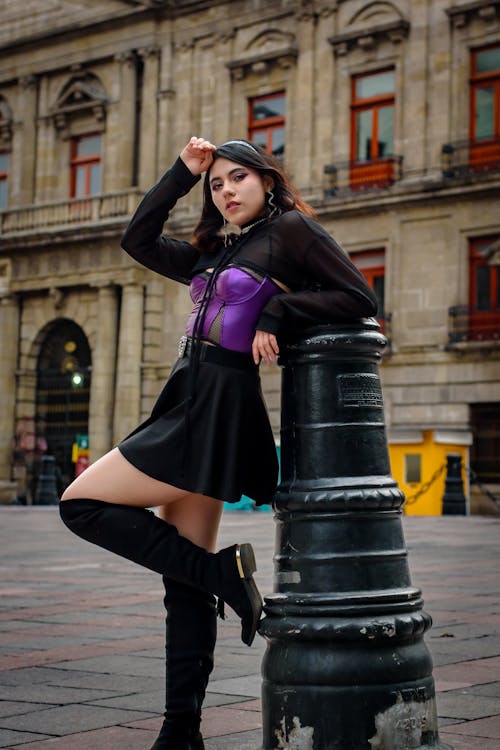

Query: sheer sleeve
[121,158,202,285]
[256,212,378,335]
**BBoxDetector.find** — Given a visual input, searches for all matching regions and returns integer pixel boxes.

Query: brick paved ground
[0,507,499,749]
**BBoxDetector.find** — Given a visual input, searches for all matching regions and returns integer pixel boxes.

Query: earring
[267,190,278,217]
[222,217,229,247]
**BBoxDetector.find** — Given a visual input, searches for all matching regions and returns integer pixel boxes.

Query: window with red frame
[0,152,9,209]
[470,45,500,170]
[468,236,500,340]
[70,134,102,198]
[350,70,395,189]
[351,249,386,330]
[248,93,285,157]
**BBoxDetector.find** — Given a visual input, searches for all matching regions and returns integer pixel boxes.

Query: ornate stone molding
[157,88,176,100]
[50,72,108,139]
[114,50,136,66]
[227,46,298,80]
[329,19,410,56]
[446,0,500,28]
[18,75,37,90]
[137,45,161,60]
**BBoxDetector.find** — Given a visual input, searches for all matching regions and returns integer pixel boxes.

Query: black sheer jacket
[121,158,378,337]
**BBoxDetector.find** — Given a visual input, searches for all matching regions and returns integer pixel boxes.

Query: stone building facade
[0,0,499,511]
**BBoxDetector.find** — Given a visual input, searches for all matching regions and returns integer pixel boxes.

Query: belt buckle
[178,335,188,358]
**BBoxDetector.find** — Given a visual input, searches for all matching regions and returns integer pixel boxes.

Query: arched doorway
[35,319,91,493]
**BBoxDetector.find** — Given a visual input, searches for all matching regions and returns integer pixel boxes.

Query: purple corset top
[185,266,282,353]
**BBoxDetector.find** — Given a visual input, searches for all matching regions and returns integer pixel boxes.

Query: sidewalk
[0,507,499,749]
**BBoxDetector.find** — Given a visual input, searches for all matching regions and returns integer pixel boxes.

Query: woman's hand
[180,136,216,176]
[252,330,280,366]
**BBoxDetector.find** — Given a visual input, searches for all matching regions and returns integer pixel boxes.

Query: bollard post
[259,321,452,750]
[34,455,60,505]
[442,454,467,516]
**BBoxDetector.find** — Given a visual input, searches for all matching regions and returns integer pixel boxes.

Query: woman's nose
[222,182,235,197]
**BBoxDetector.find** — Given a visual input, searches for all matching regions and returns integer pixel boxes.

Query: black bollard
[34,455,60,505]
[442,454,467,516]
[259,321,451,750]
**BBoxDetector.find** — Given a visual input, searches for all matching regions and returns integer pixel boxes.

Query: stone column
[138,46,160,189]
[10,75,38,205]
[109,51,137,191]
[0,293,20,502]
[113,279,144,442]
[88,284,119,462]
[157,39,176,173]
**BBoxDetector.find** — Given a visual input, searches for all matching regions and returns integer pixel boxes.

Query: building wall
[0,0,499,510]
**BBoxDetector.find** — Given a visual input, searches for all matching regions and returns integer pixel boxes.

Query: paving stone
[439,731,500,750]
[444,715,500,738]
[204,728,262,749]
[201,705,262,737]
[0,685,127,705]
[436,692,500,720]
[47,654,164,677]
[207,674,262,698]
[2,725,156,749]
[84,689,163,713]
[0,729,51,748]
[0,702,48,718]
[0,704,157,736]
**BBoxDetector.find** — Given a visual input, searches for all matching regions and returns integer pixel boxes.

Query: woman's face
[209,157,271,226]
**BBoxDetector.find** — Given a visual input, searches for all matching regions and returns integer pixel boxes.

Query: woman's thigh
[60,447,192,507]
[159,495,223,551]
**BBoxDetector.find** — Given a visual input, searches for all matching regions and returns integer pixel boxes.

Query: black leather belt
[177,336,257,372]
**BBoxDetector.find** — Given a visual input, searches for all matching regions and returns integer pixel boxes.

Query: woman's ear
[263,176,275,192]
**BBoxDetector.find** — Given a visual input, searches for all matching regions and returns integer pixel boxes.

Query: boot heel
[236,543,256,578]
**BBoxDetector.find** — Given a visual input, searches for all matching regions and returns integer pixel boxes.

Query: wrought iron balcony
[442,138,500,180]
[448,304,500,344]
[0,189,143,241]
[323,156,403,197]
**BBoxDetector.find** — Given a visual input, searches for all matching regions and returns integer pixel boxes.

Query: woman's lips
[226,201,240,211]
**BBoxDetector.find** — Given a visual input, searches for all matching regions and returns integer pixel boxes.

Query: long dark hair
[192,140,316,253]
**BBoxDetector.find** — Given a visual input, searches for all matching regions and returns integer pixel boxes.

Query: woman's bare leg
[159,494,224,551]
[60,447,192,507]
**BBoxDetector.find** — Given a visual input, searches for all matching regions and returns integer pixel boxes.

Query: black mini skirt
[118,343,279,506]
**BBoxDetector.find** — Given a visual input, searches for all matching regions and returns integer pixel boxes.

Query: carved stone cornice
[50,73,108,139]
[329,19,410,56]
[137,45,161,60]
[226,46,298,80]
[114,50,136,66]
[446,0,500,28]
[18,75,37,90]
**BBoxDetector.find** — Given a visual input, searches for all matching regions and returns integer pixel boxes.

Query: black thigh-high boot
[150,579,216,750]
[59,498,261,646]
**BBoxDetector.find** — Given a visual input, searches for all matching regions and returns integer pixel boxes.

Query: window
[350,70,395,189]
[70,134,102,198]
[404,454,421,484]
[248,93,285,157]
[470,403,500,483]
[468,237,500,340]
[351,249,386,331]
[0,152,8,209]
[470,45,500,170]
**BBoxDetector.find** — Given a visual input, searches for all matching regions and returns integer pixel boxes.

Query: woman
[60,137,377,749]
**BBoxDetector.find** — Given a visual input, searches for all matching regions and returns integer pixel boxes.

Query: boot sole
[237,544,262,647]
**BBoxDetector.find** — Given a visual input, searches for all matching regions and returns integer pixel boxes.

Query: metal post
[442,454,467,516]
[259,321,451,750]
[34,455,60,505]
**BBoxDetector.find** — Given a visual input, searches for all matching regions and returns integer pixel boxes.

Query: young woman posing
[59,136,377,749]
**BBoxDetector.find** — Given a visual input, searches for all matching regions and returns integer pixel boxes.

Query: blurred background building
[0,0,499,513]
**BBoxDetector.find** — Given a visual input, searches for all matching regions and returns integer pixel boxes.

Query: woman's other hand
[180,137,216,175]
[252,331,280,366]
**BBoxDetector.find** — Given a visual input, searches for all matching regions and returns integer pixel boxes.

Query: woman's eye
[234,173,247,182]
[212,183,222,192]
